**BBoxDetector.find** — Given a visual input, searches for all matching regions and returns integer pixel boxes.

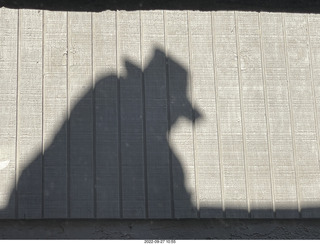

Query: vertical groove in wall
[163,10,174,219]
[15,9,20,219]
[258,13,276,217]
[306,15,320,168]
[6,10,320,222]
[234,12,250,217]
[186,11,200,218]
[281,13,301,216]
[91,12,97,218]
[116,11,123,218]
[139,11,149,219]
[66,11,70,218]
[211,11,225,217]
[41,10,45,219]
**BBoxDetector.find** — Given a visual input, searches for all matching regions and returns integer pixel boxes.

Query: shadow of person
[0,48,202,219]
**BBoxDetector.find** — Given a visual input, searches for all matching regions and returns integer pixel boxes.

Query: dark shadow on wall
[0,48,318,220]
[0,49,205,219]
[1,0,320,13]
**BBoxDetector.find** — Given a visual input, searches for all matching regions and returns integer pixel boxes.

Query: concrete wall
[1,8,320,219]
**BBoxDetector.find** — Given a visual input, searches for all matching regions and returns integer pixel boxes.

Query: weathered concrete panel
[260,12,299,218]
[17,9,43,219]
[117,11,146,219]
[68,12,94,218]
[165,11,197,218]
[0,9,320,219]
[141,11,172,218]
[213,11,248,218]
[43,11,68,218]
[0,8,18,219]
[92,11,120,219]
[236,12,273,218]
[188,11,223,218]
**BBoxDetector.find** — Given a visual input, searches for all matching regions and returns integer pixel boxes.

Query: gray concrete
[1,8,320,219]
[1,219,320,239]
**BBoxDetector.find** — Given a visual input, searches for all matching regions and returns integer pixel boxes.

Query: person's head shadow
[118,49,201,128]
[93,48,203,218]
[0,48,203,219]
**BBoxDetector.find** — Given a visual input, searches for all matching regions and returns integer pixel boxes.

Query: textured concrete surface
[1,8,320,219]
[1,219,320,239]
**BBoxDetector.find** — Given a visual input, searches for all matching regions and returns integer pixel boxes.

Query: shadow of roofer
[0,48,202,219]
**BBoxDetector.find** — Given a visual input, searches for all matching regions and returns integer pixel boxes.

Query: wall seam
[281,13,301,217]
[258,12,276,217]
[211,11,225,218]
[187,11,200,218]
[234,12,250,218]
